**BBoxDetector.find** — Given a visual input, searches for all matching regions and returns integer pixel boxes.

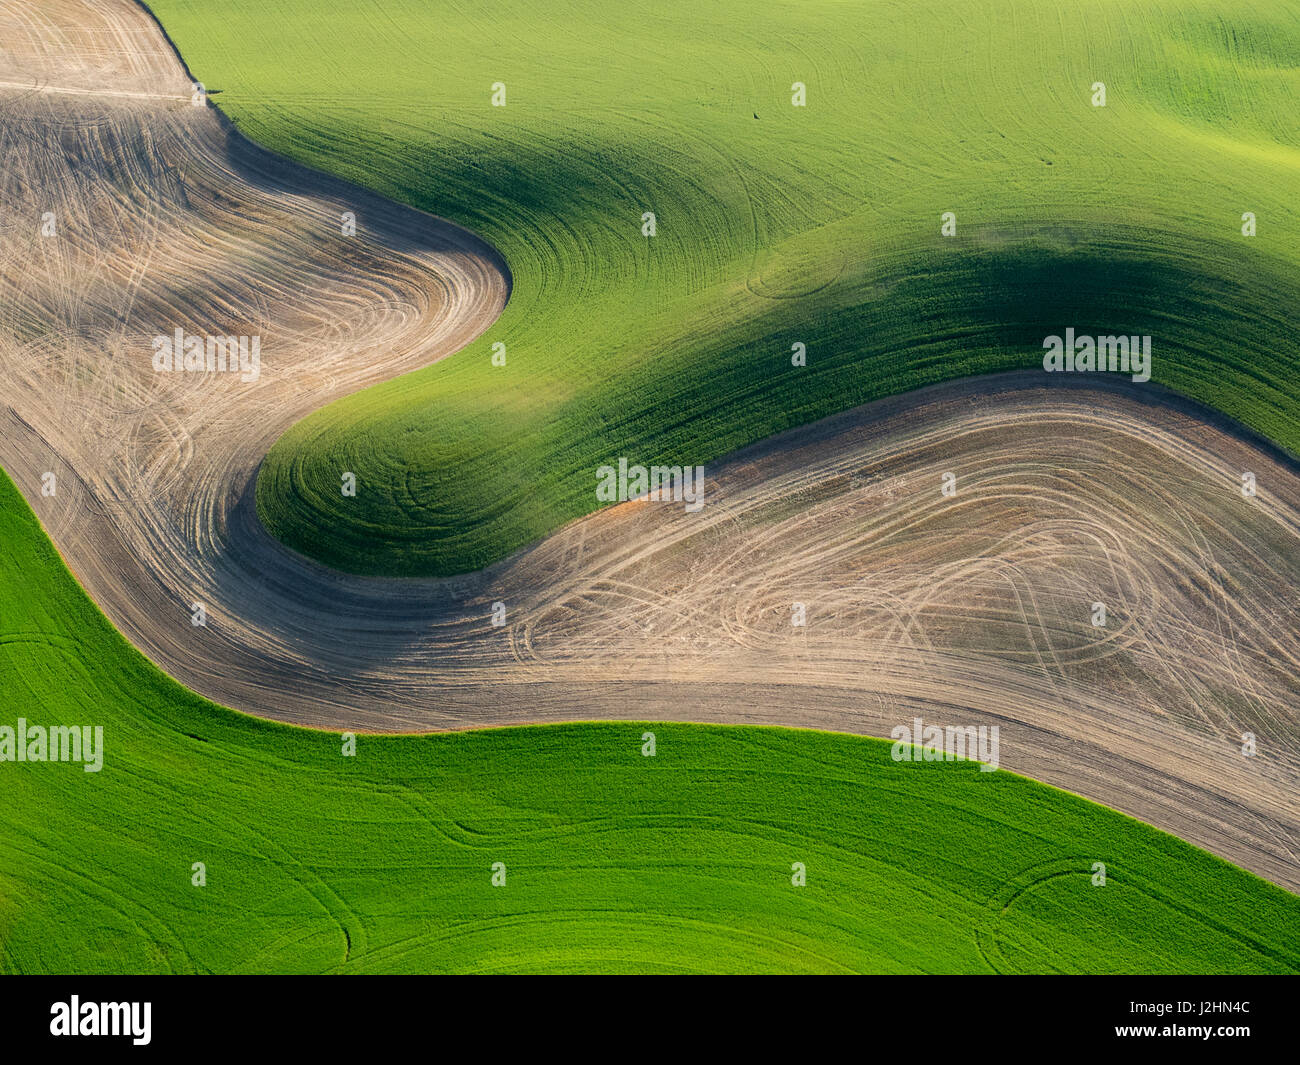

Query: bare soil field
[1,1,1298,891]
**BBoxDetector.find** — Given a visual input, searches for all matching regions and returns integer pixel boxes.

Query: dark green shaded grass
[143,0,1300,575]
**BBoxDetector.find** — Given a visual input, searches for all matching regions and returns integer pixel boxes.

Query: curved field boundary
[1,1,1298,896]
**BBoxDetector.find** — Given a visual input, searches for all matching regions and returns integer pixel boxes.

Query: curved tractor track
[2,0,1299,892]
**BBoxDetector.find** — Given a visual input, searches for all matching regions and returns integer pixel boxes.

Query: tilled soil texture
[1,2,1298,892]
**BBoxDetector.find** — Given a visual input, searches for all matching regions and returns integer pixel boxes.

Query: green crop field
[0,471,1296,974]
[145,0,1300,576]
